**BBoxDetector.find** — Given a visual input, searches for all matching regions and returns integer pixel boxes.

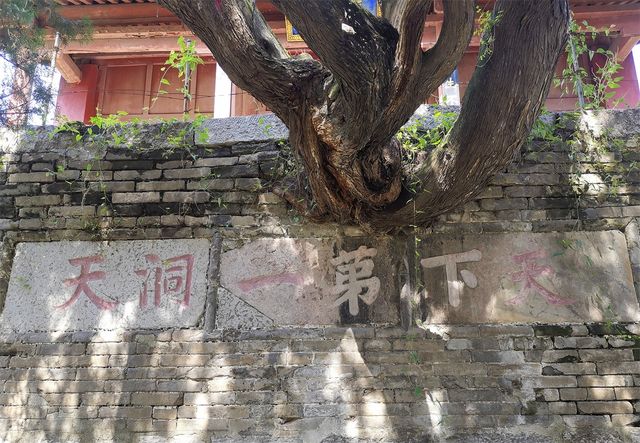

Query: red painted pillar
[615,55,640,109]
[55,64,99,124]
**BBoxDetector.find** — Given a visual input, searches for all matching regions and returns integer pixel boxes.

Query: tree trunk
[368,0,570,229]
[160,0,569,232]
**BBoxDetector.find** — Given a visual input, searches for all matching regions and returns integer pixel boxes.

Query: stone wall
[0,109,639,442]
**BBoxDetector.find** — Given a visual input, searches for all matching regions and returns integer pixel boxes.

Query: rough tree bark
[159,0,569,231]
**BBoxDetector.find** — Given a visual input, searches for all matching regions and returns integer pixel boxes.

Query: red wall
[57,49,640,122]
[56,64,99,124]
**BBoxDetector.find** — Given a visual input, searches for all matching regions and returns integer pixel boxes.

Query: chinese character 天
[56,255,118,311]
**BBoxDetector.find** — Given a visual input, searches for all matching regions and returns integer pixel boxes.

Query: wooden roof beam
[58,3,174,23]
[610,35,640,62]
[56,52,83,84]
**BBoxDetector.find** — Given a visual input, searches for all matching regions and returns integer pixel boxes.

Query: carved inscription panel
[0,240,210,332]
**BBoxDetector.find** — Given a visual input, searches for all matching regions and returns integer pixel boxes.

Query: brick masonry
[0,108,639,441]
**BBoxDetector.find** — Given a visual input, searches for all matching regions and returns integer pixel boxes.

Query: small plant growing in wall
[554,17,624,110]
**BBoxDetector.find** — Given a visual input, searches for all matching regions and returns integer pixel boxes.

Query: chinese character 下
[331,246,380,316]
[56,255,118,311]
[135,254,195,308]
[420,249,481,307]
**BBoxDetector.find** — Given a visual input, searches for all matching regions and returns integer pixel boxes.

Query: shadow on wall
[2,322,640,442]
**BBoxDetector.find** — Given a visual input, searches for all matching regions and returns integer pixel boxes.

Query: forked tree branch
[159,0,323,123]
[370,0,474,145]
[272,0,396,99]
[371,0,570,228]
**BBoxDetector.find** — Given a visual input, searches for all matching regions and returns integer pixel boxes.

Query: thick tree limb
[162,0,569,232]
[272,0,395,99]
[370,0,474,146]
[371,0,570,228]
[158,0,324,123]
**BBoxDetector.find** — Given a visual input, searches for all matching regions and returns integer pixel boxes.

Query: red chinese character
[135,254,194,308]
[507,250,573,306]
[56,255,118,311]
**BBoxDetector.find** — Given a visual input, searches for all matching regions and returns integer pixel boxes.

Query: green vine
[474,6,503,66]
[554,18,624,110]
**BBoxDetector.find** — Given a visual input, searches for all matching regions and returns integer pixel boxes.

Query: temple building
[50,0,640,123]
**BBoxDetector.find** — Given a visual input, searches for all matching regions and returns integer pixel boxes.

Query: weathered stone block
[112,192,160,204]
[163,168,211,179]
[187,178,234,191]
[598,361,640,374]
[15,195,61,207]
[8,172,54,183]
[113,170,161,181]
[615,387,640,400]
[586,387,615,400]
[577,400,633,414]
[578,375,634,387]
[163,191,209,204]
[548,402,577,415]
[0,239,210,332]
[131,393,183,406]
[553,337,607,349]
[194,157,239,167]
[217,237,402,328]
[136,181,185,191]
[419,231,639,324]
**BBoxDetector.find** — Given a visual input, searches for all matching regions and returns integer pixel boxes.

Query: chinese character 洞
[56,255,118,311]
[421,250,482,307]
[506,250,573,306]
[135,254,194,308]
[331,246,380,316]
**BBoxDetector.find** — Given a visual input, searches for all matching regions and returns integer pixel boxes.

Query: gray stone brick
[163,191,209,204]
[578,375,634,387]
[539,388,559,401]
[472,351,524,364]
[525,376,578,388]
[541,350,578,363]
[194,157,239,167]
[137,180,185,191]
[614,387,640,400]
[15,195,61,207]
[187,178,234,191]
[8,172,54,183]
[597,361,640,374]
[88,181,135,192]
[98,407,152,419]
[156,160,193,169]
[213,164,259,178]
[546,363,596,375]
[163,168,211,179]
[114,170,162,181]
[112,192,160,204]
[577,400,633,414]
[560,388,587,401]
[81,170,113,181]
[579,349,634,362]
[611,414,640,426]
[18,219,43,230]
[562,414,611,427]
[56,170,81,181]
[586,387,615,400]
[131,393,183,406]
[548,402,577,415]
[554,337,607,349]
